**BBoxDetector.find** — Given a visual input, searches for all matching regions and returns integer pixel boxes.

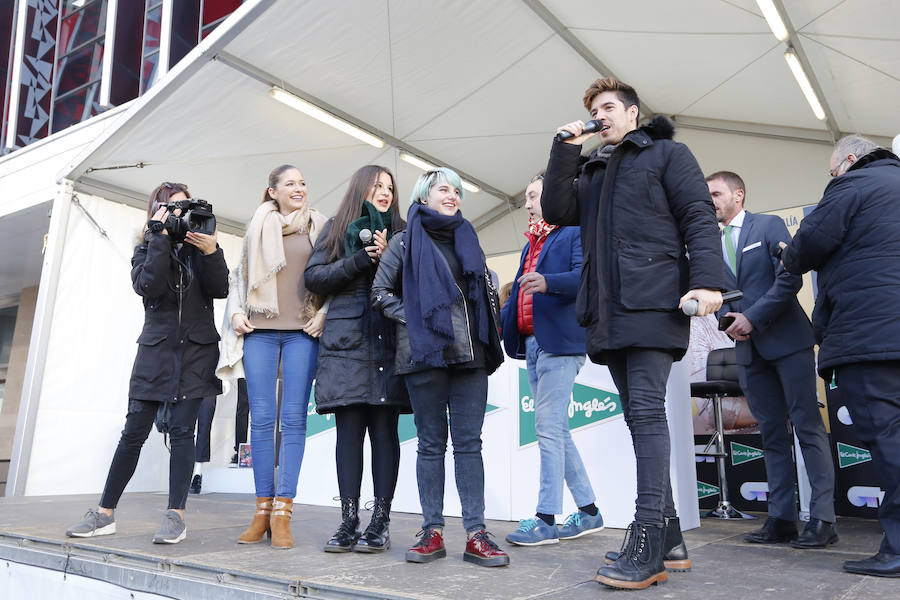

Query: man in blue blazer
[501,173,603,547]
[707,171,836,548]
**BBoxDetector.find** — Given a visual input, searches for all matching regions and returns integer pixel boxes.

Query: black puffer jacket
[129,232,229,402]
[782,149,900,377]
[305,220,410,413]
[371,231,504,376]
[542,115,724,362]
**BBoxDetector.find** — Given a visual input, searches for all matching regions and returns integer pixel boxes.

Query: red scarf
[528,216,557,239]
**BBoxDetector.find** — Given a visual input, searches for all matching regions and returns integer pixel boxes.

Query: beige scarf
[245,200,315,316]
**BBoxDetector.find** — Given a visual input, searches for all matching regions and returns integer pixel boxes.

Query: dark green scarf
[345,202,392,256]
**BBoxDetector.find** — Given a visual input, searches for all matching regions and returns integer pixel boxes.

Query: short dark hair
[705,171,746,203]
[583,77,640,122]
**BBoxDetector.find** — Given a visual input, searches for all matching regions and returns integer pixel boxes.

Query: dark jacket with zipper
[782,148,900,377]
[304,219,410,414]
[129,232,229,402]
[542,115,724,362]
[371,230,504,376]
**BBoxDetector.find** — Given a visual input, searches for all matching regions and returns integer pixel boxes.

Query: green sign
[697,481,720,499]
[398,404,501,444]
[517,368,622,447]
[837,442,872,468]
[730,441,764,466]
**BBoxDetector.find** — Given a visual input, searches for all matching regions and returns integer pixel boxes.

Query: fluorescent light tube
[399,152,480,193]
[784,49,826,120]
[756,0,789,42]
[269,87,385,148]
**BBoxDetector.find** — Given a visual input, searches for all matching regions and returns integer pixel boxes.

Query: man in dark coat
[780,134,900,578]
[543,77,724,590]
[707,171,835,548]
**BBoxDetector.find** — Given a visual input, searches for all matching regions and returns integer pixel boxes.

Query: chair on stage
[691,347,755,519]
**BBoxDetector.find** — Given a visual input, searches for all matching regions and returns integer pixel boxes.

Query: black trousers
[194,396,216,463]
[604,348,675,527]
[100,397,203,510]
[234,377,249,452]
[836,361,900,555]
[334,404,401,500]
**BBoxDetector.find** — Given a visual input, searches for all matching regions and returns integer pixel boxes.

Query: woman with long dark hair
[371,168,508,567]
[218,165,327,549]
[305,165,409,553]
[66,182,229,544]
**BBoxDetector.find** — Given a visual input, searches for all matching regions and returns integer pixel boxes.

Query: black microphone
[682,290,743,316]
[555,120,609,142]
[359,228,373,245]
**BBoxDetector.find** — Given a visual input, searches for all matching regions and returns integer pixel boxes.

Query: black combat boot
[353,497,391,553]
[594,521,667,589]
[323,497,360,552]
[603,515,691,571]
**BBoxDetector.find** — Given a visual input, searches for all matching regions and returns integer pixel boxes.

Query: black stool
[691,347,755,519]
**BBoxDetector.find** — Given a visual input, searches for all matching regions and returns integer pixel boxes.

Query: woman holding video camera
[371,168,508,567]
[218,164,328,549]
[65,182,229,545]
[305,165,409,554]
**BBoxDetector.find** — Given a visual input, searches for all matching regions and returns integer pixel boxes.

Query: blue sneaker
[505,517,560,546]
[558,510,604,540]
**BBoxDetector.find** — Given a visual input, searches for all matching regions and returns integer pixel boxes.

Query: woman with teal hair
[371,167,508,568]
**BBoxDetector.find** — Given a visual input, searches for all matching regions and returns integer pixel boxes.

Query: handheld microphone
[555,120,609,142]
[682,290,743,316]
[359,228,373,245]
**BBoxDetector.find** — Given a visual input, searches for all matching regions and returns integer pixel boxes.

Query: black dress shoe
[790,518,838,548]
[843,551,900,577]
[744,517,797,544]
[189,474,202,494]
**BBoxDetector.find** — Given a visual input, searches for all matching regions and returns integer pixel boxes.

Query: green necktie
[723,225,737,275]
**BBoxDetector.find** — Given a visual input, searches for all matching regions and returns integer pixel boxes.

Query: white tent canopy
[61,0,900,255]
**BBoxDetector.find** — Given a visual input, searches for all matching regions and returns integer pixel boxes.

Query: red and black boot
[406,528,446,563]
[464,530,510,567]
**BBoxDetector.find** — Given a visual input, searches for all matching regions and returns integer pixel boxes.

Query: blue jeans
[243,330,318,498]
[406,367,487,533]
[525,336,594,515]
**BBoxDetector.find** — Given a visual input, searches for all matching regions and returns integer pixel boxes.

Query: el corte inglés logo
[697,481,720,499]
[517,368,622,447]
[836,442,871,468]
[730,441,764,466]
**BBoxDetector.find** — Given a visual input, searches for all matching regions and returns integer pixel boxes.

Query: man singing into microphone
[542,77,724,590]
[707,171,835,548]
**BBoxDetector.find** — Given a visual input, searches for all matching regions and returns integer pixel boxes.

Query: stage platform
[0,492,895,599]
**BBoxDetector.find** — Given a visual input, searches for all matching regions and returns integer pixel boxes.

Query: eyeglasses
[829,157,849,178]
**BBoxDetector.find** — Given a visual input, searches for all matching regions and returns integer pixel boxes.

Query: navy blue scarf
[403,203,489,368]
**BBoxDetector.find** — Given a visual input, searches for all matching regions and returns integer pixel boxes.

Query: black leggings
[334,405,401,499]
[100,397,203,510]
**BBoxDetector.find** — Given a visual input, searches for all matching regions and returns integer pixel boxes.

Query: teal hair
[408,167,464,206]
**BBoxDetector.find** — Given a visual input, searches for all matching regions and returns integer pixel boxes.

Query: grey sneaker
[152,510,186,544]
[66,508,116,538]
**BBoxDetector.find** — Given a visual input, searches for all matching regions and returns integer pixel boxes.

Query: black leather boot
[323,497,360,553]
[594,522,667,589]
[353,497,391,553]
[603,515,691,571]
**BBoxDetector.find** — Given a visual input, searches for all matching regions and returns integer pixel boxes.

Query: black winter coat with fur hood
[542,115,724,362]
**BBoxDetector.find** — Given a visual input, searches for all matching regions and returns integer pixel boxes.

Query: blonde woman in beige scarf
[219,165,327,550]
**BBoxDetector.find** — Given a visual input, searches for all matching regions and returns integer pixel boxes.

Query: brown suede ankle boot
[237,497,272,544]
[270,497,294,549]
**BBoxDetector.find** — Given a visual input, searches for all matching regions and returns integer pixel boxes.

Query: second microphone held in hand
[682,290,743,316]
[359,228,373,245]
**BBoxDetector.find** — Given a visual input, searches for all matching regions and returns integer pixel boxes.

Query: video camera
[160,199,216,242]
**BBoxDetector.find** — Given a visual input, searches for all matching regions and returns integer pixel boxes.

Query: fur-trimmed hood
[639,114,675,140]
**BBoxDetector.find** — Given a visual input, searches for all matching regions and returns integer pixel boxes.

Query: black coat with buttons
[304,219,411,414]
[129,232,229,402]
[542,115,724,362]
